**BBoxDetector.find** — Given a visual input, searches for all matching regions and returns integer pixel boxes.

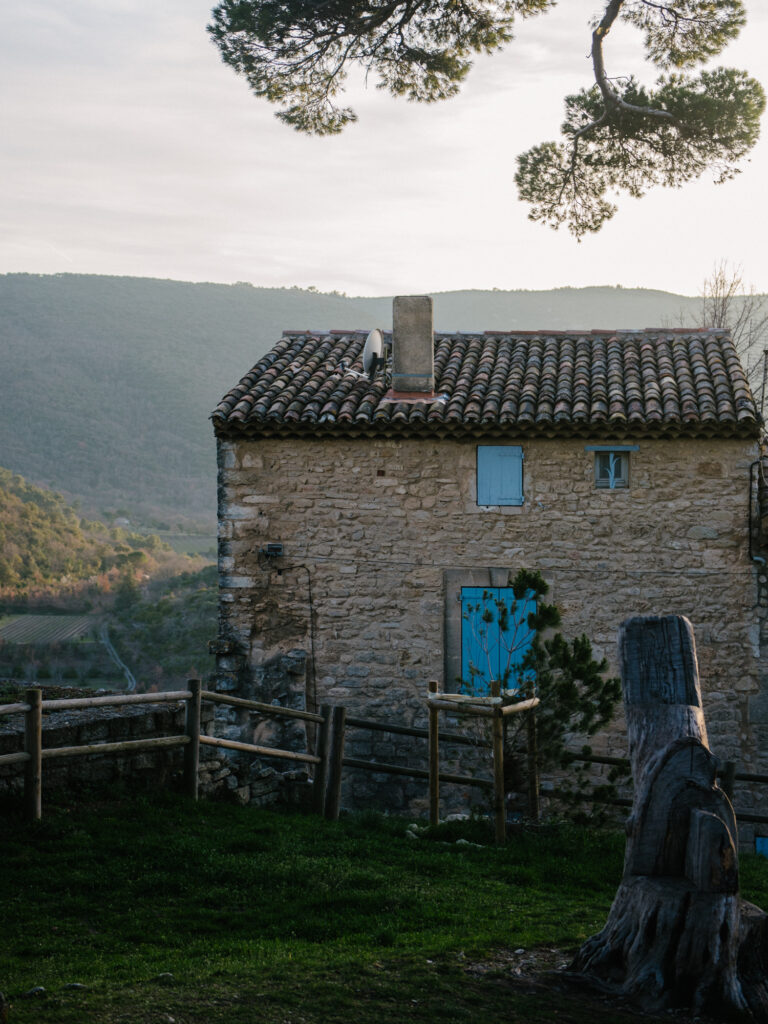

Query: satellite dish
[362,328,384,378]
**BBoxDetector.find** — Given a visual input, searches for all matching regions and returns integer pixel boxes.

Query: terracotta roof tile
[212,329,760,440]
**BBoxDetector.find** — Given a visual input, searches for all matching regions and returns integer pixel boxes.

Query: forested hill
[0,273,706,527]
[0,274,374,527]
[0,467,171,598]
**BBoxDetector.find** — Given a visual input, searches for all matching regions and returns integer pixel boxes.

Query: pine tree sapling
[462,569,623,816]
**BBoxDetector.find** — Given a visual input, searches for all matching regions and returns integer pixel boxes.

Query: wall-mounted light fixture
[260,543,284,558]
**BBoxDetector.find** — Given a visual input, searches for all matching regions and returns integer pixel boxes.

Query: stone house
[211,296,768,826]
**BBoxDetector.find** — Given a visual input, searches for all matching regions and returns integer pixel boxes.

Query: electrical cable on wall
[283,564,318,717]
[748,452,768,607]
[256,553,319,718]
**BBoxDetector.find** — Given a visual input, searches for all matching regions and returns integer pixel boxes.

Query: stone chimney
[392,295,434,394]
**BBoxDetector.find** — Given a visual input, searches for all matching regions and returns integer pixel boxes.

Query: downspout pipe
[749,459,767,566]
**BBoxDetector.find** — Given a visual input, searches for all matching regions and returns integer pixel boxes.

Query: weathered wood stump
[572,615,768,1021]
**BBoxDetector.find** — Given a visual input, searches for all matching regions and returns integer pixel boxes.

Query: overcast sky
[1,1,767,297]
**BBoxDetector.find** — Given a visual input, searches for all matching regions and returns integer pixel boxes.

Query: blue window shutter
[461,586,536,695]
[477,447,523,506]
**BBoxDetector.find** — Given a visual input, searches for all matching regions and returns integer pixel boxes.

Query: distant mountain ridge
[0,273,712,526]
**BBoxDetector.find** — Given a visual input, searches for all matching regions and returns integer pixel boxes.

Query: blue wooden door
[461,586,536,694]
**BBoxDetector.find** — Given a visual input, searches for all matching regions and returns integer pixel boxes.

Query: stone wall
[0,696,309,809]
[215,434,768,829]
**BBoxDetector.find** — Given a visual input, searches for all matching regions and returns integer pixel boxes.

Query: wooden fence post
[184,679,201,800]
[526,708,540,822]
[324,705,346,821]
[428,680,440,827]
[313,704,333,815]
[721,759,736,803]
[491,680,505,844]
[24,687,42,822]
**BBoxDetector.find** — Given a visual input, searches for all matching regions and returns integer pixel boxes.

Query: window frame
[586,444,638,490]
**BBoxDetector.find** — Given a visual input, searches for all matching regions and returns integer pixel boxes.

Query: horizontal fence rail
[199,734,321,765]
[200,690,325,724]
[342,756,493,790]
[0,702,31,718]
[569,753,629,768]
[0,751,31,767]
[730,772,768,786]
[346,715,489,749]
[40,691,192,712]
[41,736,190,760]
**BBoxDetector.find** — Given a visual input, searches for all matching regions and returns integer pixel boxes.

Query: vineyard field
[0,615,98,645]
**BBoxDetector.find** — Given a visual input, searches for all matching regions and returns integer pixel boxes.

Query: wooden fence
[0,681,341,822]
[4,681,768,830]
[332,712,768,833]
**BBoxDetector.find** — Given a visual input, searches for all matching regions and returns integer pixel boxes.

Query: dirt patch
[462,946,728,1023]
[462,945,571,979]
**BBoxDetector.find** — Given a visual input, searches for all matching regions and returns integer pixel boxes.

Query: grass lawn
[3,791,768,1023]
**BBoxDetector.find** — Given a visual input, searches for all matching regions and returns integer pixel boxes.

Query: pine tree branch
[591,0,675,125]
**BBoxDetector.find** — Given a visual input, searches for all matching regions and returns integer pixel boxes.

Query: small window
[595,450,629,489]
[477,446,523,506]
[586,445,637,490]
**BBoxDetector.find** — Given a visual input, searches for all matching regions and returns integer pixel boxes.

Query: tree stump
[572,615,768,1021]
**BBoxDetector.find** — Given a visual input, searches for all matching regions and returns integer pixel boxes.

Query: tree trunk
[572,615,768,1021]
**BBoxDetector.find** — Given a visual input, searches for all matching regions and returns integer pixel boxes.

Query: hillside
[0,273,714,527]
[0,466,178,603]
[0,468,215,689]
